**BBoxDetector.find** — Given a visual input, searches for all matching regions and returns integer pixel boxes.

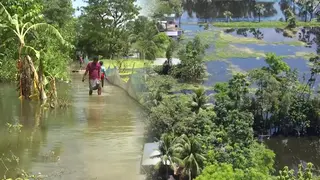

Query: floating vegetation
[208,45,266,61]
[294,52,318,60]
[197,29,311,61]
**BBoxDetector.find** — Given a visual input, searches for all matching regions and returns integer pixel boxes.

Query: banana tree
[0,2,67,101]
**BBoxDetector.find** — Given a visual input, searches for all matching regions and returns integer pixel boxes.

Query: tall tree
[78,0,140,58]
[176,36,207,82]
[42,0,74,28]
[129,16,170,60]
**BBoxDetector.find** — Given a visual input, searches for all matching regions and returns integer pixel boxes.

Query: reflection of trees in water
[298,27,320,53]
[224,28,264,40]
[272,27,320,53]
[182,0,277,20]
[87,107,103,128]
[266,137,320,171]
[0,102,48,178]
[298,28,314,46]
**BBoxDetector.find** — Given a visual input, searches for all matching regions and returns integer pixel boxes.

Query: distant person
[99,61,106,87]
[79,55,84,69]
[82,56,102,95]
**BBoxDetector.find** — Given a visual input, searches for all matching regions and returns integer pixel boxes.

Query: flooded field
[196,27,320,86]
[0,74,145,179]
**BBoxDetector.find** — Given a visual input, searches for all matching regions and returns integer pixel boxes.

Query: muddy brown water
[0,73,145,180]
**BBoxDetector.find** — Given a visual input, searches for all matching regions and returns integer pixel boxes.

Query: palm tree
[255,4,265,22]
[190,87,208,114]
[129,17,169,60]
[163,39,176,75]
[157,133,182,179]
[223,11,233,22]
[175,134,206,180]
[0,3,67,101]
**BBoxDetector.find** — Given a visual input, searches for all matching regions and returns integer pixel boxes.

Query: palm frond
[23,45,40,59]
[22,12,43,23]
[128,33,138,42]
[24,23,66,45]
[0,3,12,23]
[0,23,9,28]
[21,22,32,34]
[11,14,20,33]
[195,153,206,162]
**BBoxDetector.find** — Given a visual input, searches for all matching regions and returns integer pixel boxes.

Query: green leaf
[24,45,40,59]
[0,23,8,28]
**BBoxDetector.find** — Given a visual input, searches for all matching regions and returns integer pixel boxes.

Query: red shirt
[86,62,101,80]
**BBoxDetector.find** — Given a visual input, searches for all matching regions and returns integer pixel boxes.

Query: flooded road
[0,73,145,180]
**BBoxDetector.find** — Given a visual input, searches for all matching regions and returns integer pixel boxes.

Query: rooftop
[141,142,170,166]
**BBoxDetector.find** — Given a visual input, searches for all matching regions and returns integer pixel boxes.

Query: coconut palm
[0,2,67,101]
[163,39,176,75]
[156,133,182,179]
[255,4,265,22]
[223,11,233,22]
[175,134,206,180]
[190,87,208,114]
[129,17,170,60]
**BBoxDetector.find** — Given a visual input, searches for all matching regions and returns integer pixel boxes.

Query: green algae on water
[198,29,308,61]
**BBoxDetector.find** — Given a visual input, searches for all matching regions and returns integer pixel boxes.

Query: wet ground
[0,73,145,180]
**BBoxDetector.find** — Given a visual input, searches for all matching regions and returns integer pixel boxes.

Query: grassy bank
[212,21,320,28]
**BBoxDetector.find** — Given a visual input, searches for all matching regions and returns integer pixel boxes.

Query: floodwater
[0,73,145,179]
[202,27,320,86]
[204,61,231,86]
[265,137,320,171]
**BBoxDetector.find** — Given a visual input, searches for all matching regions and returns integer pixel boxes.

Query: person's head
[99,61,103,66]
[93,56,99,63]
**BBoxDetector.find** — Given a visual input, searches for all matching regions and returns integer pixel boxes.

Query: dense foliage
[143,35,320,179]
[0,0,74,82]
[1,0,320,179]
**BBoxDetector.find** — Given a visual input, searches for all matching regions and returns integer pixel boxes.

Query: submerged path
[0,73,145,180]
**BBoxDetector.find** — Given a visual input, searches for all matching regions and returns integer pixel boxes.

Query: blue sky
[72,0,151,17]
[72,0,87,16]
